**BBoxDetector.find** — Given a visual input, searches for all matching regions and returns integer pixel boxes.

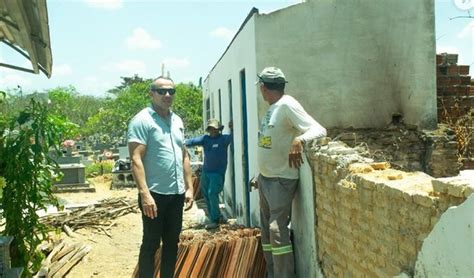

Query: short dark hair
[150,76,174,90]
[263,82,285,92]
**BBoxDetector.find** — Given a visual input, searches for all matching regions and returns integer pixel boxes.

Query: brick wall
[309,141,471,277]
[436,53,472,123]
[328,124,461,177]
[436,53,473,169]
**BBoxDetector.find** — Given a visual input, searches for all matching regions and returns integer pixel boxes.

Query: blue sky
[0,0,472,97]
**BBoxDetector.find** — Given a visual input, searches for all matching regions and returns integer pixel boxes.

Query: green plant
[0,99,68,277]
[85,160,115,177]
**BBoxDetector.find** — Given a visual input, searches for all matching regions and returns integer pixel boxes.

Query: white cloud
[84,0,123,10]
[103,59,147,76]
[0,74,32,89]
[436,45,460,54]
[126,28,162,50]
[210,27,235,42]
[162,58,190,69]
[53,64,72,76]
[457,20,474,39]
[78,76,113,97]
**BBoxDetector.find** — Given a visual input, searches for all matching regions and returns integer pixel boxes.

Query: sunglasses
[152,88,176,95]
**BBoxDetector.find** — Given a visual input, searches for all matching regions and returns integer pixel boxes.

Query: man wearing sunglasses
[128,76,194,278]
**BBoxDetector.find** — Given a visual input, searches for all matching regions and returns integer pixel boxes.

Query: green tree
[0,98,70,277]
[107,74,150,95]
[84,80,149,138]
[173,83,203,132]
[83,76,203,139]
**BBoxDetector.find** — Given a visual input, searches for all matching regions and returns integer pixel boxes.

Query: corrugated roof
[0,0,52,77]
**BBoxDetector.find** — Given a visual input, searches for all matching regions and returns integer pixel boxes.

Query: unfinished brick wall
[436,53,472,123]
[328,124,461,177]
[436,53,473,169]
[309,141,471,277]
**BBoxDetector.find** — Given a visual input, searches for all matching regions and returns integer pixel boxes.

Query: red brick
[445,53,459,65]
[436,55,444,65]
[461,76,471,85]
[459,65,470,75]
[447,65,459,75]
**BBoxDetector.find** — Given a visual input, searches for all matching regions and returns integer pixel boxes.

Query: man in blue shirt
[185,119,232,229]
[128,76,194,278]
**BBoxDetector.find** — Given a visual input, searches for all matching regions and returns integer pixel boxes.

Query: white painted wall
[292,154,323,277]
[254,0,436,129]
[203,14,261,226]
[204,0,436,275]
[414,194,474,277]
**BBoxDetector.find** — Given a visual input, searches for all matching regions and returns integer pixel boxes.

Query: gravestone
[111,158,135,189]
[117,146,129,159]
[0,236,23,277]
[54,148,95,193]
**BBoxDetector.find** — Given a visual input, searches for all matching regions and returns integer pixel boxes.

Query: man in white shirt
[256,67,327,278]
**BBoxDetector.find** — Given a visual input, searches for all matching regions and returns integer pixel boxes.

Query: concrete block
[447,184,465,197]
[464,186,474,198]
[370,162,391,170]
[413,194,434,208]
[399,239,417,258]
[349,163,373,173]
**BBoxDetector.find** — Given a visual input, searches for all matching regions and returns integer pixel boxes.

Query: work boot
[218,216,228,224]
[205,222,219,230]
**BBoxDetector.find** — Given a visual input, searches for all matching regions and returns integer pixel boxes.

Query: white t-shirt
[257,94,326,179]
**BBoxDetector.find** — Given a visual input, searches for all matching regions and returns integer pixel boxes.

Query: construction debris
[40,197,138,235]
[133,225,266,278]
[34,240,91,278]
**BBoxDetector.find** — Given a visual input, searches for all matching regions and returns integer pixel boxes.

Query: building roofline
[204,7,259,83]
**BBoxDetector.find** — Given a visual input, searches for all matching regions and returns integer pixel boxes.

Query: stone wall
[308,141,472,277]
[328,124,461,178]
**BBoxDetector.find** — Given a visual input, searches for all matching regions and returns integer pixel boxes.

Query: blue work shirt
[185,133,232,175]
[127,106,185,195]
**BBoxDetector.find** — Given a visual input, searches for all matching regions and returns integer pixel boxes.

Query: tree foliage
[173,83,203,132]
[84,80,150,139]
[84,77,203,138]
[0,98,69,277]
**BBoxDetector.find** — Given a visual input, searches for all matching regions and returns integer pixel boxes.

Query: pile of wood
[133,225,266,278]
[40,197,138,236]
[34,240,91,278]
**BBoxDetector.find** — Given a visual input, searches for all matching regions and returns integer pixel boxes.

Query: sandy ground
[52,175,208,278]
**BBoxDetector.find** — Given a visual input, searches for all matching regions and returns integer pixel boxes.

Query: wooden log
[34,241,65,278]
[48,243,82,277]
[51,242,75,262]
[62,224,76,238]
[51,244,91,278]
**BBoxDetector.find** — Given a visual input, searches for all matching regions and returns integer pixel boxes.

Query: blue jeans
[138,192,184,278]
[200,171,224,223]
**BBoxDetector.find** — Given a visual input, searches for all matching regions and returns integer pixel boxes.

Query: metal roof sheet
[0,0,52,77]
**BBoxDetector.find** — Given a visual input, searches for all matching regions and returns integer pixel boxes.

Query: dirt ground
[52,175,207,278]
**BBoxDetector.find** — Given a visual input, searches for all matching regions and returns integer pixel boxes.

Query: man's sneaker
[205,222,219,230]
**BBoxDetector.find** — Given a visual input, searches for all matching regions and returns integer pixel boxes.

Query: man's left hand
[184,189,194,211]
[289,138,304,168]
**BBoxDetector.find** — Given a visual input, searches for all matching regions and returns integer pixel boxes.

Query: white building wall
[204,0,436,275]
[254,0,436,129]
[414,194,474,277]
[203,15,261,226]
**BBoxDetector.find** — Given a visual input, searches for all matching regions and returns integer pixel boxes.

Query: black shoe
[205,222,219,229]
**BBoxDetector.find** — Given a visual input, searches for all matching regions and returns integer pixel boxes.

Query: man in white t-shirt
[256,67,326,278]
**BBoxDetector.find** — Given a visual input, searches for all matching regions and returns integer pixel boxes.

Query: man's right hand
[141,192,158,219]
